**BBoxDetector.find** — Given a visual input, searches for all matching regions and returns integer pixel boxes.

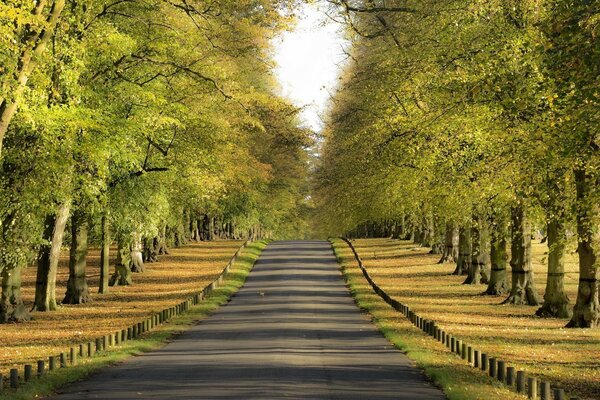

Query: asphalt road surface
[50,240,446,400]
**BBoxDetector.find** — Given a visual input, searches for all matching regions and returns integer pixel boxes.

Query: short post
[49,356,56,371]
[441,331,446,343]
[473,350,480,368]
[103,335,108,349]
[115,331,121,345]
[506,366,515,386]
[456,340,462,355]
[528,377,537,399]
[122,329,127,342]
[450,337,455,351]
[108,334,114,347]
[79,344,85,357]
[96,338,102,352]
[60,352,67,368]
[127,327,133,340]
[24,364,32,382]
[467,346,473,364]
[541,381,551,400]
[10,369,18,388]
[37,360,45,377]
[489,357,497,378]
[88,342,94,357]
[481,353,488,371]
[70,347,77,366]
[461,343,467,360]
[553,389,565,400]
[497,360,506,382]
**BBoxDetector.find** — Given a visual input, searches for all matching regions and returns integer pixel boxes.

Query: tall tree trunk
[503,205,541,305]
[130,234,145,273]
[453,227,471,275]
[63,212,91,304]
[157,225,168,254]
[464,217,486,285]
[485,215,509,295]
[566,169,599,328]
[536,219,571,318]
[0,0,66,157]
[98,214,110,294]
[439,222,459,263]
[0,262,30,322]
[33,201,70,311]
[109,237,132,286]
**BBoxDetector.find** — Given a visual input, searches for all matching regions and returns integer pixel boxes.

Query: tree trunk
[109,237,132,286]
[0,0,66,157]
[0,262,30,322]
[464,218,486,285]
[33,201,70,311]
[157,225,168,254]
[438,222,459,263]
[130,235,145,273]
[63,212,91,304]
[503,205,541,305]
[485,215,509,295]
[143,237,158,263]
[566,168,599,328]
[536,219,571,318]
[98,214,110,294]
[453,227,471,275]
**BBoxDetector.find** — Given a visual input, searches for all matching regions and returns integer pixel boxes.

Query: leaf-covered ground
[0,241,243,376]
[333,238,599,400]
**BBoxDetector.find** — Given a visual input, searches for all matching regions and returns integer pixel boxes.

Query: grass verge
[330,238,525,400]
[0,240,268,400]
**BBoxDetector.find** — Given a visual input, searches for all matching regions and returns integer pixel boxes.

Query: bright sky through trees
[273,2,348,133]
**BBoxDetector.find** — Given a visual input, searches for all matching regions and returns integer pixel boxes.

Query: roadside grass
[0,240,244,375]
[331,238,599,400]
[0,240,267,400]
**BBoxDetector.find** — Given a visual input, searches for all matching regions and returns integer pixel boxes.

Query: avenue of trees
[315,0,600,328]
[0,0,311,323]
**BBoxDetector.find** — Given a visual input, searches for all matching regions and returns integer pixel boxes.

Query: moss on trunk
[0,263,30,322]
[503,205,541,306]
[537,219,571,318]
[63,212,91,304]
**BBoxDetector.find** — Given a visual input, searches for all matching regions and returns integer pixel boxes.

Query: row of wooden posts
[338,238,578,400]
[0,240,250,394]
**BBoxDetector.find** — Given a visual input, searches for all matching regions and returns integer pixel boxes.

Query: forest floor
[333,238,599,400]
[0,240,243,376]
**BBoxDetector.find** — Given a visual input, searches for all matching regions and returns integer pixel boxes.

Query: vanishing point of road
[51,241,446,399]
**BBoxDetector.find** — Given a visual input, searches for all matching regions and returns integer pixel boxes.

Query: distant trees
[0,0,311,323]
[316,0,599,327]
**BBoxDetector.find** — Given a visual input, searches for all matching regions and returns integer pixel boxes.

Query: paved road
[50,241,446,399]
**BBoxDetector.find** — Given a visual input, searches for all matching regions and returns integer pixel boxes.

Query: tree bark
[0,0,66,157]
[453,227,471,275]
[439,222,459,263]
[0,262,30,322]
[98,214,110,294]
[566,168,599,328]
[157,225,168,254]
[536,219,571,318]
[484,215,509,295]
[130,235,145,273]
[63,212,91,304]
[109,237,132,286]
[33,201,70,311]
[503,205,541,305]
[464,217,488,285]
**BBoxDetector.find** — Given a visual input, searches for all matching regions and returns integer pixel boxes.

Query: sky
[272,2,349,133]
